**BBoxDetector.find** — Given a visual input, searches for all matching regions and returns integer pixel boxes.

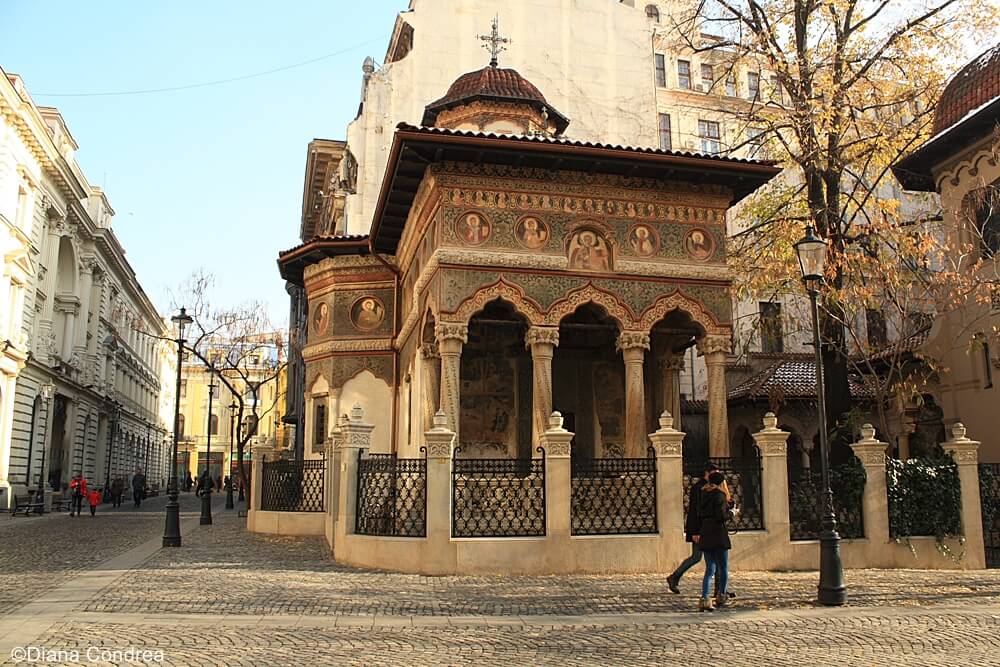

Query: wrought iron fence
[355,452,426,537]
[260,458,325,512]
[787,466,864,541]
[980,463,1000,568]
[452,452,545,537]
[571,451,657,535]
[682,457,764,531]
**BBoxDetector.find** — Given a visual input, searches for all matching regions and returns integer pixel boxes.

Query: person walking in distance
[68,473,87,517]
[666,463,718,594]
[697,470,739,612]
[87,486,101,517]
[110,475,125,508]
[131,468,146,508]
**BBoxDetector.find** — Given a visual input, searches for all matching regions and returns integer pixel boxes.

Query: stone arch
[450,278,545,326]
[55,236,77,294]
[542,283,631,328]
[637,291,728,336]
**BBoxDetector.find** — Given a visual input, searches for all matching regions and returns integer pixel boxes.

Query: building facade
[0,69,171,509]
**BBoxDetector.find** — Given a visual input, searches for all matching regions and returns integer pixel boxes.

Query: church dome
[422,64,570,134]
[932,43,1000,135]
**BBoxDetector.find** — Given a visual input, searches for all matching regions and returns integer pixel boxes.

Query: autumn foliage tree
[670,0,999,455]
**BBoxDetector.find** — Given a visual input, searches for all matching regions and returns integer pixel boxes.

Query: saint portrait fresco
[627,224,658,257]
[684,228,716,261]
[312,301,330,335]
[350,296,385,331]
[456,211,491,246]
[514,216,549,249]
[567,229,612,272]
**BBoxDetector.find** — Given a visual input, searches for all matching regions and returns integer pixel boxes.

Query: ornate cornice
[303,338,394,359]
[525,326,559,348]
[434,322,468,345]
[617,331,651,351]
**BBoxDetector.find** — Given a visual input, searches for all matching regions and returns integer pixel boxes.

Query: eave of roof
[277,234,370,285]
[369,124,782,255]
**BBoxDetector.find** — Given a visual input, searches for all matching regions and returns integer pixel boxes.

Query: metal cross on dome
[478,16,510,68]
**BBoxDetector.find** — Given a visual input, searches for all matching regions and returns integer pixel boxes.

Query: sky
[1,0,406,325]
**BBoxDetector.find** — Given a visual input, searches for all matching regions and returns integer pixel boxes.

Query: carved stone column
[540,412,573,539]
[617,331,650,459]
[526,326,559,452]
[434,322,467,445]
[74,257,96,356]
[698,334,731,458]
[660,354,685,431]
[424,410,457,573]
[753,412,791,535]
[648,411,685,547]
[849,423,890,546]
[942,423,986,568]
[420,342,441,433]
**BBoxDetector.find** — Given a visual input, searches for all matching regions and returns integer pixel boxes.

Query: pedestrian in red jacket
[87,488,101,517]
[68,474,87,517]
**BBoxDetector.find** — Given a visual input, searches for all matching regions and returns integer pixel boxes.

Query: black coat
[697,487,732,551]
[684,479,706,542]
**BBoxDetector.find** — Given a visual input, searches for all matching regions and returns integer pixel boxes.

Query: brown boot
[698,597,715,612]
[715,592,728,609]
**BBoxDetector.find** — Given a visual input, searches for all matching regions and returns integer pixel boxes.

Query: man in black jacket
[666,463,718,594]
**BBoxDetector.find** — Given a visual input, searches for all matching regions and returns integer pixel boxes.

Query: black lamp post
[226,400,237,509]
[794,225,846,606]
[34,383,54,509]
[163,306,192,548]
[200,378,217,525]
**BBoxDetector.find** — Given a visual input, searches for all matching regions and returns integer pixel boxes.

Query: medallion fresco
[455,211,492,246]
[684,228,716,261]
[514,215,549,249]
[627,224,659,257]
[328,287,395,339]
[566,228,613,272]
[311,299,331,337]
[350,296,386,331]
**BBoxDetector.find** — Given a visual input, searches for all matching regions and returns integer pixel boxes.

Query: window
[975,190,1000,257]
[747,72,760,99]
[645,4,660,22]
[746,128,765,158]
[658,113,672,150]
[313,403,327,446]
[177,414,185,437]
[866,309,888,348]
[770,75,784,104]
[654,54,667,87]
[698,119,721,154]
[243,414,258,436]
[179,379,187,398]
[701,64,714,91]
[725,72,737,96]
[209,414,219,436]
[677,60,691,89]
[759,302,783,353]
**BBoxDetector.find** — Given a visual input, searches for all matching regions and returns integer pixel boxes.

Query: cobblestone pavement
[18,608,1000,666]
[86,507,1000,617]
[0,492,221,616]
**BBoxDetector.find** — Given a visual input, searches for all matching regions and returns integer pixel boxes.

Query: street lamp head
[794,225,828,284]
[171,307,194,341]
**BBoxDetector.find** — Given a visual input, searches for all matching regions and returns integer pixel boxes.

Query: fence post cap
[350,404,365,422]
[658,410,674,430]
[950,422,967,441]
[547,411,565,431]
[849,424,888,465]
[762,412,778,430]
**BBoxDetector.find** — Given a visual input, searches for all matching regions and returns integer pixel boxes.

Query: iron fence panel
[452,455,545,537]
[787,469,864,540]
[260,458,325,512]
[571,453,657,535]
[355,452,426,537]
[682,457,764,531]
[980,463,1000,568]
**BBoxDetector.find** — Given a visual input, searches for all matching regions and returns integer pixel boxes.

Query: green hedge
[886,456,962,540]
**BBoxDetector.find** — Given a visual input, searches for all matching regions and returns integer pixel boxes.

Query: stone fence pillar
[943,423,985,568]
[849,424,889,545]
[424,410,455,573]
[540,412,573,539]
[753,412,790,534]
[649,411,684,544]
[335,405,373,548]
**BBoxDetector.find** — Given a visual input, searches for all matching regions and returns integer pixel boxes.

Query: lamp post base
[163,490,182,547]
[817,527,847,606]
[199,489,213,525]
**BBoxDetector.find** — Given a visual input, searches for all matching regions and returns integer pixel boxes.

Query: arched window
[645,4,660,22]
[209,414,219,436]
[177,414,185,437]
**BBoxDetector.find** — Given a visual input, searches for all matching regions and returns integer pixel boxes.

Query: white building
[0,69,172,509]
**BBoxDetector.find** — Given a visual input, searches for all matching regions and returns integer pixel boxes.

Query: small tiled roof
[932,43,1000,135]
[422,65,570,133]
[728,360,875,402]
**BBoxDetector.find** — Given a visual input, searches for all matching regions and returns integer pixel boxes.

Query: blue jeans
[701,548,729,598]
[671,542,703,581]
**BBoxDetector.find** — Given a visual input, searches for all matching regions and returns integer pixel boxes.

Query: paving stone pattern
[19,610,1000,666]
[87,508,1000,617]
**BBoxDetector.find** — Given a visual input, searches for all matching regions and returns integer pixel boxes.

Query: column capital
[849,423,889,466]
[648,411,684,457]
[434,322,467,353]
[753,412,790,457]
[660,355,685,372]
[943,422,981,464]
[540,411,573,458]
[616,330,650,353]
[697,334,731,357]
[420,341,440,359]
[525,326,559,349]
[424,410,455,459]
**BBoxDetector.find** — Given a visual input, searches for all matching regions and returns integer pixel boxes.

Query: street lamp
[200,378,217,525]
[226,400,237,510]
[35,383,54,509]
[163,306,192,548]
[794,225,846,606]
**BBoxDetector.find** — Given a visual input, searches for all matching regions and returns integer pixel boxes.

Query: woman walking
[697,470,739,612]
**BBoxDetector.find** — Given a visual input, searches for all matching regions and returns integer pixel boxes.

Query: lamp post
[103,401,120,503]
[200,378,217,525]
[794,225,846,606]
[163,306,192,548]
[226,400,237,509]
[34,383,54,509]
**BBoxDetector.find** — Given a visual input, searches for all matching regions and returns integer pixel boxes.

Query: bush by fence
[886,456,961,540]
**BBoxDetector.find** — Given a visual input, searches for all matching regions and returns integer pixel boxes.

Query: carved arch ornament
[445,278,728,335]
[307,354,394,393]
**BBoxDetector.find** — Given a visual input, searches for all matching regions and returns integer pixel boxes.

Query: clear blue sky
[1,1,406,325]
